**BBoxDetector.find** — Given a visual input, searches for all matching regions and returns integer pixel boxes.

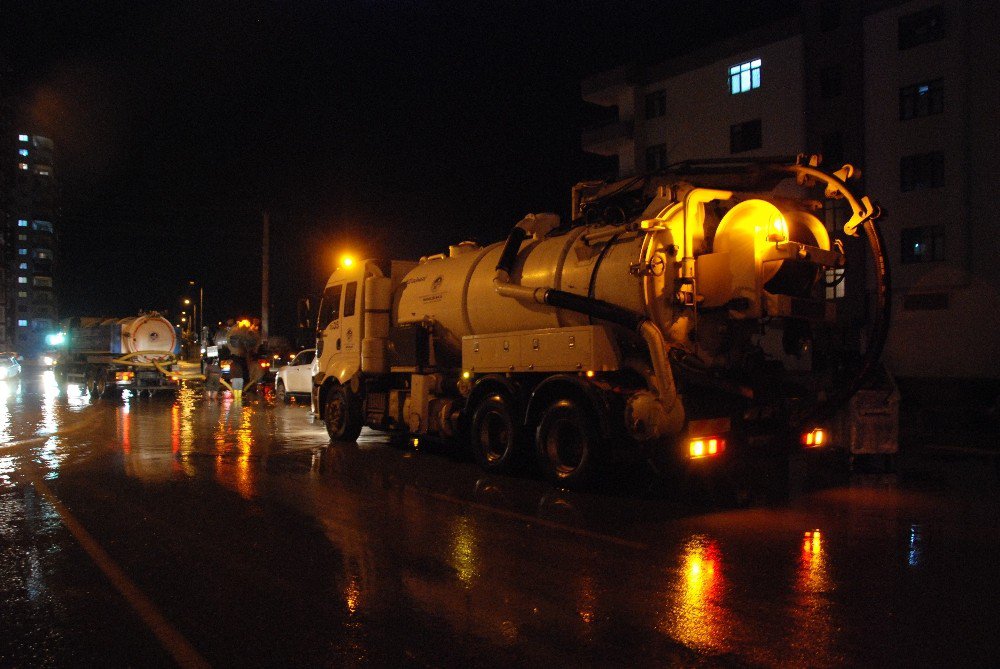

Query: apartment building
[581,0,998,385]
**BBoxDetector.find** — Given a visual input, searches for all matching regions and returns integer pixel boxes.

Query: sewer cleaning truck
[311,156,890,488]
[54,312,183,396]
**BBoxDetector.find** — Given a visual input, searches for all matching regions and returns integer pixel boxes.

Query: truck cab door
[316,277,364,385]
[316,282,343,373]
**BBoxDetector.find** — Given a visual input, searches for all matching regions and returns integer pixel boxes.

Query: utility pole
[261,210,270,344]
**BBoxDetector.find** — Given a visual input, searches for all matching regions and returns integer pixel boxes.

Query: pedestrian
[228,354,247,402]
[203,358,223,401]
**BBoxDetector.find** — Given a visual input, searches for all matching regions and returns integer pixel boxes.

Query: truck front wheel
[535,398,602,489]
[325,384,363,443]
[470,394,523,474]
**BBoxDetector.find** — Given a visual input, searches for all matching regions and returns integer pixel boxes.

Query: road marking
[414,488,648,551]
[28,474,211,669]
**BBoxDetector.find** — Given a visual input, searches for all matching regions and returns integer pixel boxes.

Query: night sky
[4,0,795,338]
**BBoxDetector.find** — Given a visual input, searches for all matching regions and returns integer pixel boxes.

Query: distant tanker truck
[311,156,889,489]
[54,312,182,397]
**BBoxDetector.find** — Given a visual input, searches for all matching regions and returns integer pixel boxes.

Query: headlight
[42,356,55,366]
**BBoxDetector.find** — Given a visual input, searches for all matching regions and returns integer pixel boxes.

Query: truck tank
[394,193,835,369]
[68,313,179,361]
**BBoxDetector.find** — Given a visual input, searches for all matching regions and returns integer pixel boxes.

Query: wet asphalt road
[2,370,999,668]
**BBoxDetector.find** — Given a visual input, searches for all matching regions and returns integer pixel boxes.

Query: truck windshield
[317,284,342,331]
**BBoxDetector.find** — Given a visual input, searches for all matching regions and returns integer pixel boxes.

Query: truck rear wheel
[535,397,602,489]
[94,372,109,398]
[470,394,523,474]
[325,384,363,442]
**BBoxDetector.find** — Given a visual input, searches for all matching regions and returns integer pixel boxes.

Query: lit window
[34,250,52,260]
[900,79,943,120]
[18,219,28,227]
[18,248,27,255]
[730,119,762,153]
[18,234,27,241]
[18,291,27,298]
[18,163,28,170]
[18,320,28,327]
[18,134,29,142]
[32,220,53,232]
[825,269,845,299]
[19,263,27,270]
[18,277,28,284]
[33,276,53,287]
[729,59,761,94]
[18,148,29,157]
[901,226,945,263]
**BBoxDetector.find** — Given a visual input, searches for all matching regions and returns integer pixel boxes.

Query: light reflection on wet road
[2,371,999,667]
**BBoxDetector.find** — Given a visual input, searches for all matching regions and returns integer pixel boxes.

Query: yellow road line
[413,487,648,551]
[28,474,211,669]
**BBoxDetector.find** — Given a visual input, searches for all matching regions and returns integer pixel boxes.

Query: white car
[274,348,315,403]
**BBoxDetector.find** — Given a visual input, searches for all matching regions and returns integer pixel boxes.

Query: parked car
[274,348,315,403]
[0,355,22,380]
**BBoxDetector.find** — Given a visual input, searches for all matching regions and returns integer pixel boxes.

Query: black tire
[94,372,109,398]
[470,394,523,474]
[535,397,603,489]
[325,383,363,442]
[275,380,289,404]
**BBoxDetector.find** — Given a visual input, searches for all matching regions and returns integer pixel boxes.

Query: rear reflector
[689,437,725,459]
[802,428,826,447]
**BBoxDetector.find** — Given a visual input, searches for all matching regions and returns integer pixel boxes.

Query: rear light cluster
[689,437,725,459]
[802,428,826,448]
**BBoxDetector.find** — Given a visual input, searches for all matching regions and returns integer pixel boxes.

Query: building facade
[3,133,58,356]
[581,0,999,384]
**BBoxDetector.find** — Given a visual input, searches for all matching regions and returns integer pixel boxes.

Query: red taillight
[689,437,725,459]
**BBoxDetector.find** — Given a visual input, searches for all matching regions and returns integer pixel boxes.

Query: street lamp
[183,298,196,339]
[188,280,204,342]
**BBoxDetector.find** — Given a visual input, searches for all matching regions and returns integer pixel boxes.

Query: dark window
[730,119,762,153]
[645,144,668,171]
[820,0,841,31]
[900,152,944,191]
[317,284,343,330]
[900,79,944,120]
[644,90,666,119]
[822,198,850,234]
[899,5,946,50]
[901,225,945,263]
[820,66,842,99]
[903,293,949,310]
[343,281,358,317]
[822,131,844,166]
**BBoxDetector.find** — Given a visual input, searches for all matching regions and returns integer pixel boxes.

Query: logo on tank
[421,275,445,303]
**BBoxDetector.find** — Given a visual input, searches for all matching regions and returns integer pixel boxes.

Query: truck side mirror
[297,298,313,330]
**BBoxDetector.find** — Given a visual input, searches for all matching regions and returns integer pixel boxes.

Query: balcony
[582,65,636,107]
[581,120,634,156]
